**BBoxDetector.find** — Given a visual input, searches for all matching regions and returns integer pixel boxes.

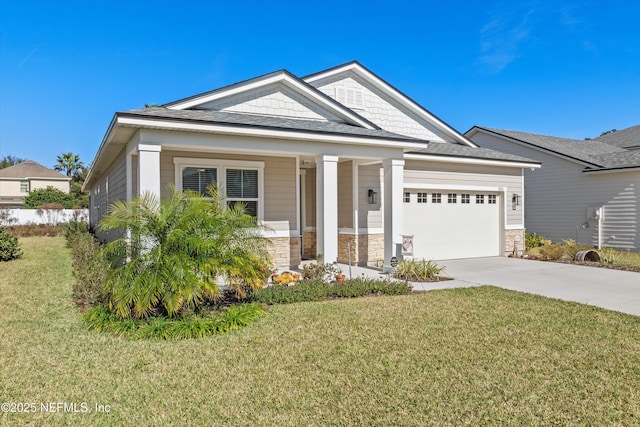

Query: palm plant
[54,152,84,177]
[99,185,272,319]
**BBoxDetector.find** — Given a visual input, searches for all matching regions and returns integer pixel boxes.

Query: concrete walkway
[438,257,640,316]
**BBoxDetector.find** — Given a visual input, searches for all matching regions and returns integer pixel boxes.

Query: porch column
[383,158,404,273]
[316,155,339,263]
[137,144,161,199]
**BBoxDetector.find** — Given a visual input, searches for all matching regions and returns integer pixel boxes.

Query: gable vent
[335,87,364,109]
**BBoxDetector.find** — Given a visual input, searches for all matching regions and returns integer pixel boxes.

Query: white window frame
[174,157,265,219]
[488,194,497,204]
[403,192,411,203]
[417,192,428,203]
[448,193,457,204]
[20,180,29,193]
[432,193,442,204]
[461,194,470,204]
[476,194,485,204]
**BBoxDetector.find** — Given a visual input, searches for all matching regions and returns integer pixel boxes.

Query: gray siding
[90,147,127,241]
[471,131,639,250]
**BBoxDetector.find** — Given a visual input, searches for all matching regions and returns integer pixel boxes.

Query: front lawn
[1,237,639,426]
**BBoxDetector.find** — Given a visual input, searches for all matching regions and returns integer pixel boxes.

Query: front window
[182,167,217,196]
[175,158,264,218]
[226,169,259,216]
[20,181,29,193]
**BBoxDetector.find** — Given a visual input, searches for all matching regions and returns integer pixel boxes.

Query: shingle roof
[476,127,640,171]
[0,161,69,179]
[408,141,539,164]
[595,125,640,150]
[120,107,425,142]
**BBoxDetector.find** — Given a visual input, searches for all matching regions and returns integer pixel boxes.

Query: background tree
[54,152,84,177]
[0,155,26,169]
[24,187,76,209]
[70,166,89,208]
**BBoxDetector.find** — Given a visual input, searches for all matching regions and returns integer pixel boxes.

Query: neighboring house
[0,160,71,208]
[466,126,640,251]
[84,61,540,268]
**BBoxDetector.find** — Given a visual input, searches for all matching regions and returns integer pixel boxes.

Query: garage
[402,190,501,260]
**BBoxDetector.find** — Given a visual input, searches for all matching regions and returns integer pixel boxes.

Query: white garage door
[403,191,501,260]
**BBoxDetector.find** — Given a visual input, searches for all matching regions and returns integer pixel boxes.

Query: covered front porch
[126,129,406,270]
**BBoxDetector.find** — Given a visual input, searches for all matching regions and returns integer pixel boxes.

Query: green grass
[1,237,640,426]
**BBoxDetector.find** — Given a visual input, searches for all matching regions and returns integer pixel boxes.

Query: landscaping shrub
[23,187,77,209]
[536,242,573,260]
[599,247,617,264]
[82,303,265,340]
[0,225,22,261]
[6,224,63,237]
[98,186,271,319]
[525,232,552,250]
[64,222,107,307]
[248,278,411,305]
[301,259,342,283]
[392,259,445,281]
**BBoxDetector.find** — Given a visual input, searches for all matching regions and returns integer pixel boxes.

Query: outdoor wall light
[368,189,378,205]
[512,193,520,210]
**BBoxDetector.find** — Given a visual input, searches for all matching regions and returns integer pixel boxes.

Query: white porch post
[137,144,162,199]
[383,158,404,273]
[316,155,339,263]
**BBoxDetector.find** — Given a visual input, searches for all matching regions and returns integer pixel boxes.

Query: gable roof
[303,61,478,148]
[595,125,640,150]
[467,126,640,173]
[162,69,379,130]
[120,107,422,142]
[0,161,70,180]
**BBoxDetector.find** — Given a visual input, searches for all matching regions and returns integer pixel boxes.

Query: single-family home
[0,160,71,207]
[466,126,640,251]
[83,61,540,269]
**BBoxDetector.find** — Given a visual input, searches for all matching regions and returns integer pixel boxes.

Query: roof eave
[404,152,541,169]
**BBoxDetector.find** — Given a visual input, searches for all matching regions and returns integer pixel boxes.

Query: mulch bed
[524,256,640,273]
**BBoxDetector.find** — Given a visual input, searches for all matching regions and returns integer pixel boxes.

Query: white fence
[0,208,89,226]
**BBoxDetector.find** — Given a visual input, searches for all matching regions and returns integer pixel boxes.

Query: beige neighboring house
[84,61,540,268]
[0,160,71,207]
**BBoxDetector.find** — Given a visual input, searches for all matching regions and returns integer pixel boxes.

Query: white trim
[352,161,359,234]
[0,177,70,181]
[295,156,301,237]
[404,153,540,169]
[404,183,502,192]
[338,227,385,235]
[173,157,265,219]
[117,116,427,150]
[505,224,525,230]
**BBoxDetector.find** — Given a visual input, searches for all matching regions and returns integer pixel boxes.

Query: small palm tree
[99,185,272,319]
[54,152,84,177]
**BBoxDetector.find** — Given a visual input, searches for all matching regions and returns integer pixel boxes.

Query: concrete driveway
[434,257,640,316]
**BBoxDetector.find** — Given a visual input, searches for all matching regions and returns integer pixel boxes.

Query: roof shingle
[0,161,69,179]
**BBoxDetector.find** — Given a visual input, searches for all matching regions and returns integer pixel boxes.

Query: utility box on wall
[587,206,605,220]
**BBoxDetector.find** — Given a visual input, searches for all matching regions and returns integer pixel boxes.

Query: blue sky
[1,0,638,169]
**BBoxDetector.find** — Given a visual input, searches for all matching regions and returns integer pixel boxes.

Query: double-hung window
[182,167,217,196]
[226,169,259,217]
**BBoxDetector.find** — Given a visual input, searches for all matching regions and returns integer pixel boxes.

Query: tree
[54,152,84,177]
[0,155,26,170]
[70,166,89,208]
[23,187,76,209]
[98,185,272,319]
